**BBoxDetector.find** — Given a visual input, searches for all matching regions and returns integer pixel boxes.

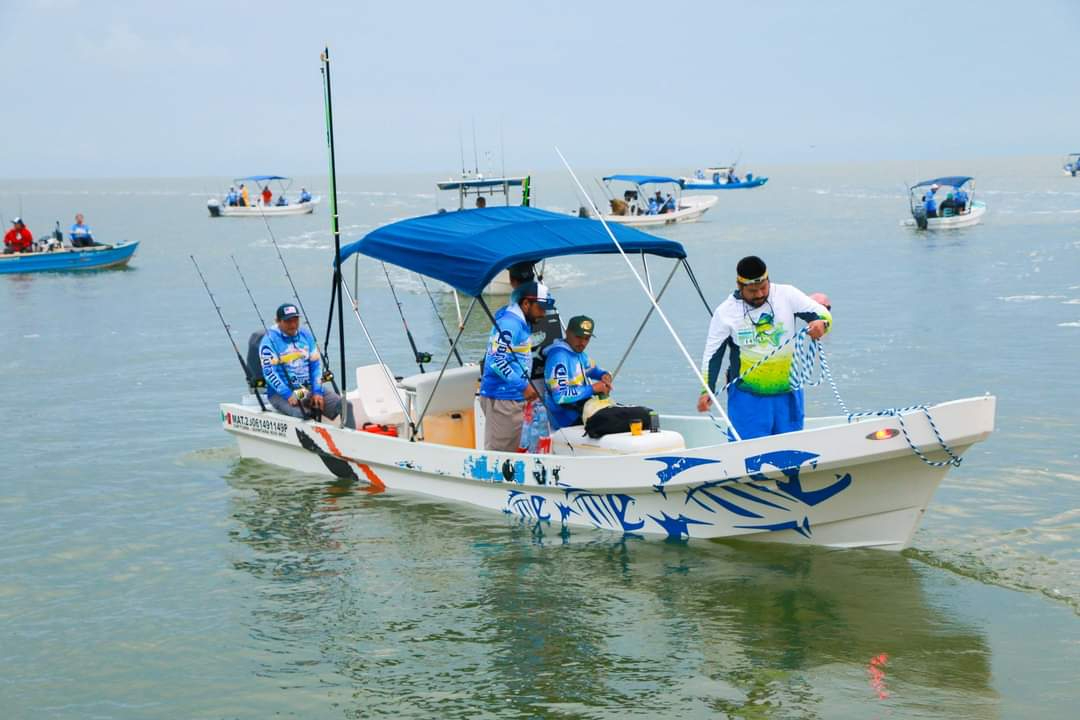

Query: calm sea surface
[2,156,1078,718]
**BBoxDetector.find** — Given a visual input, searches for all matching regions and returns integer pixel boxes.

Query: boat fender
[362,422,398,437]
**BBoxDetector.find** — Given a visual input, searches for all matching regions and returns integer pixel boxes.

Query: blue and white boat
[679,165,769,190]
[0,241,138,274]
[221,205,996,551]
[591,174,717,227]
[905,176,986,229]
[207,175,320,217]
[1063,153,1080,177]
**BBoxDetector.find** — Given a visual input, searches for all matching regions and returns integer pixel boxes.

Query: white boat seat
[347,364,408,426]
[408,364,481,419]
[549,425,686,456]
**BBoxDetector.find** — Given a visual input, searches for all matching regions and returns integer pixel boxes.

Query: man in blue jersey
[479,281,554,451]
[544,315,612,430]
[70,213,101,248]
[260,303,345,423]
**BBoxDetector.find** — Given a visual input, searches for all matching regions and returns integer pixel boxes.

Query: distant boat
[0,242,138,274]
[679,165,769,190]
[1063,153,1080,177]
[207,175,320,217]
[590,175,717,227]
[904,176,986,230]
[435,171,534,294]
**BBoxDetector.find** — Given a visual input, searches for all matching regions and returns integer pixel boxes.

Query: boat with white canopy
[1063,153,1080,177]
[207,175,320,217]
[588,175,717,227]
[217,50,995,551]
[904,176,986,229]
[679,165,768,190]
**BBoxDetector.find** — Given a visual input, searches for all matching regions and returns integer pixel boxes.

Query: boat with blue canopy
[588,174,717,227]
[0,241,138,274]
[679,165,769,190]
[904,176,986,229]
[207,175,320,217]
[222,204,996,550]
[1063,153,1080,177]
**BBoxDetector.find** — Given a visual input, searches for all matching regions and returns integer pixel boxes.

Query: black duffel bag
[585,405,655,439]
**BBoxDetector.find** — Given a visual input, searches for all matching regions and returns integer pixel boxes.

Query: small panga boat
[207,175,320,217]
[587,175,717,227]
[0,241,138,274]
[904,176,986,229]
[679,165,768,190]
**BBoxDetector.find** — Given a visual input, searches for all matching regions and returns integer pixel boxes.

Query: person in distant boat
[275,195,287,206]
[226,186,239,206]
[922,184,939,218]
[261,185,273,207]
[662,193,676,213]
[479,281,555,452]
[939,192,956,216]
[727,171,740,184]
[259,303,347,424]
[696,255,832,440]
[475,196,487,208]
[507,261,535,290]
[4,217,33,254]
[239,184,250,207]
[954,186,969,213]
[70,213,101,248]
[298,187,312,203]
[544,315,613,430]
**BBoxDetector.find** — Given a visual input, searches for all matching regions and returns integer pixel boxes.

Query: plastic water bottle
[532,402,551,454]
[518,401,535,453]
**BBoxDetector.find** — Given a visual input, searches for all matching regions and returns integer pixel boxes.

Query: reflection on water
[226,459,994,718]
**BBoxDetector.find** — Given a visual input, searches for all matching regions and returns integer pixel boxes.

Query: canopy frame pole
[339,276,417,437]
[555,147,741,441]
[682,258,714,316]
[413,297,478,436]
[611,260,679,380]
[640,251,653,296]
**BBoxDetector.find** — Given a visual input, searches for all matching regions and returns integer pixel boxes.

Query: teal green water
[2,157,1079,717]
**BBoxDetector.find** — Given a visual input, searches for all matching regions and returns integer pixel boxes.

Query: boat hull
[903,201,986,229]
[0,242,138,274]
[681,177,769,190]
[207,198,320,217]
[600,195,718,227]
[220,395,995,550]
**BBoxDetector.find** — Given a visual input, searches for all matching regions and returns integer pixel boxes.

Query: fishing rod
[321,47,348,423]
[417,273,463,366]
[555,146,742,441]
[381,261,432,372]
[191,255,267,412]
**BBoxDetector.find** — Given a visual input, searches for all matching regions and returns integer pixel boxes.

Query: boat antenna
[190,255,267,412]
[459,125,467,176]
[321,47,348,421]
[471,118,479,175]
[554,146,742,441]
[380,262,432,373]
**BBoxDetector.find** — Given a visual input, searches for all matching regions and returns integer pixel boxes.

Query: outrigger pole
[555,147,742,441]
[322,47,348,427]
[191,255,267,412]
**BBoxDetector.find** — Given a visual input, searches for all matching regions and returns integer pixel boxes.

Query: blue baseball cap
[276,303,300,320]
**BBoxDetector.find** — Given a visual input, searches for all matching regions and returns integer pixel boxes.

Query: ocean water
[1,155,1078,718]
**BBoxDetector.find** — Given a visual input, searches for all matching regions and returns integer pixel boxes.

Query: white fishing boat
[435,172,534,295]
[588,175,717,227]
[219,202,996,550]
[903,176,986,229]
[1063,153,1080,177]
[207,175,320,217]
[679,165,768,190]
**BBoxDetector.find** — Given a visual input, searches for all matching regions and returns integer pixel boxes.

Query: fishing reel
[415,351,433,365]
[321,369,335,384]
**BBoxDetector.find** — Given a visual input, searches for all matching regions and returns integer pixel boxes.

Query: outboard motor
[577,206,589,218]
[912,204,928,230]
[246,331,267,390]
[530,308,563,379]
[207,198,222,217]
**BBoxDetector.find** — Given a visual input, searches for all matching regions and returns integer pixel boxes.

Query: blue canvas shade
[911,176,973,189]
[338,206,686,297]
[234,175,290,182]
[602,174,681,185]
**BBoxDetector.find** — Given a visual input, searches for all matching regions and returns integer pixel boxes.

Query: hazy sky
[3,0,1079,177]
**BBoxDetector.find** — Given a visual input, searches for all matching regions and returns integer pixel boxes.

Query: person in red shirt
[4,218,33,254]
[261,185,273,206]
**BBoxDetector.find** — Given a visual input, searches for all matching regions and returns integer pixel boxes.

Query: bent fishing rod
[191,255,267,412]
[230,255,314,419]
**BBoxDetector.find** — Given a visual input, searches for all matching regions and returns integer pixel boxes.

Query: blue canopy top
[911,176,973,190]
[338,206,686,297]
[603,174,681,186]
[234,175,290,182]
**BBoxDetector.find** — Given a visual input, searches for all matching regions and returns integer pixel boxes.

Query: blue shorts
[727,385,804,440]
